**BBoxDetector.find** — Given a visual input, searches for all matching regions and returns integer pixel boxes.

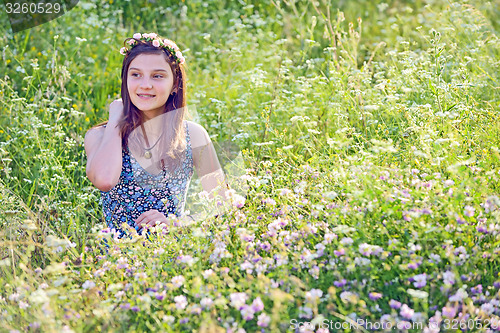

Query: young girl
[84,33,227,238]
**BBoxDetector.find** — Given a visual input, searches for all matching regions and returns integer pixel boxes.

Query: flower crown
[120,33,185,65]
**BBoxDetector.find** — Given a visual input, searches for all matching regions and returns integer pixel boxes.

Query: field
[1,0,500,331]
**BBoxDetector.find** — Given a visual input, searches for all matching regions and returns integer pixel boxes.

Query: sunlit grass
[1,0,499,331]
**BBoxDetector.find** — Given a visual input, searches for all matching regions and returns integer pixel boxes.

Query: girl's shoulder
[186,120,211,148]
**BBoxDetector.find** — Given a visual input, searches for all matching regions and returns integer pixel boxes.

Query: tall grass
[1,0,499,331]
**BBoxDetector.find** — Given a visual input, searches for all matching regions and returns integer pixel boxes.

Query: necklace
[140,124,162,159]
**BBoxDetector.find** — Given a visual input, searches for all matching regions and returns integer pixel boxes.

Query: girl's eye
[131,73,140,77]
[154,75,163,79]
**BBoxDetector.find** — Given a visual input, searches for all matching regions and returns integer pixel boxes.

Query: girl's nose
[140,78,153,89]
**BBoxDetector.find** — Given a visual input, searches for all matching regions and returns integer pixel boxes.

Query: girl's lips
[137,94,155,99]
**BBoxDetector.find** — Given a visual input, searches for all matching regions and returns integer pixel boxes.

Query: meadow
[0,0,500,331]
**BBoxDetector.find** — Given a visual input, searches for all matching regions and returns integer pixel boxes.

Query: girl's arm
[84,99,124,192]
[188,121,228,200]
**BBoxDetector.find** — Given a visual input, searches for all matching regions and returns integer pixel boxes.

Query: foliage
[1,0,499,331]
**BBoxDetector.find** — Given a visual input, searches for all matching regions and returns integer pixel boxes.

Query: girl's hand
[108,98,124,125]
[134,209,169,232]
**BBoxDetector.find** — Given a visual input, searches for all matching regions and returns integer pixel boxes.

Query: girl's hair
[92,34,188,156]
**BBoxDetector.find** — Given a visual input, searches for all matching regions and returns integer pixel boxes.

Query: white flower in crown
[121,33,186,64]
[175,51,185,64]
[163,39,179,51]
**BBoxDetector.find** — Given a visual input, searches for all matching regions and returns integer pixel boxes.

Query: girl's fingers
[135,210,167,232]
[135,209,159,226]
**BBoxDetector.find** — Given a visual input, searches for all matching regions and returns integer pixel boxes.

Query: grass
[0,0,499,331]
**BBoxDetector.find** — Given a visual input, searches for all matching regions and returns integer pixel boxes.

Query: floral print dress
[100,122,194,238]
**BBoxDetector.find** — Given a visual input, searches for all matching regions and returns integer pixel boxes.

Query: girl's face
[127,53,175,119]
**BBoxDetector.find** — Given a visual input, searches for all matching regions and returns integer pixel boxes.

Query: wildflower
[298,305,313,319]
[152,39,160,47]
[120,303,131,310]
[119,47,127,55]
[305,289,323,304]
[470,284,483,294]
[232,194,246,208]
[202,269,214,279]
[155,292,165,301]
[464,205,475,217]
[334,279,347,287]
[163,315,175,324]
[443,179,454,187]
[200,297,213,310]
[443,271,455,285]
[178,255,196,266]
[449,288,468,302]
[483,196,500,213]
[279,188,292,196]
[171,275,185,288]
[369,292,383,301]
[340,291,358,304]
[400,304,414,319]
[174,295,188,310]
[480,303,494,315]
[240,261,254,274]
[389,299,402,309]
[18,300,30,309]
[116,257,128,269]
[413,273,427,288]
[407,289,428,299]
[82,280,96,289]
[257,313,271,327]
[477,225,488,233]
[252,297,264,312]
[358,243,373,256]
[230,292,248,310]
[189,305,202,315]
[333,248,345,256]
[441,306,456,318]
[240,304,255,320]
[324,232,337,244]
[290,115,310,123]
[262,198,276,206]
[28,322,41,330]
[380,314,395,327]
[9,293,20,302]
[133,33,141,39]
[340,237,353,246]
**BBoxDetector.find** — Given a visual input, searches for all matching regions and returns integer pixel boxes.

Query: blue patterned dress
[100,122,194,238]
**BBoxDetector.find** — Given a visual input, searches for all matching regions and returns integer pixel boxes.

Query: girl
[84,33,227,238]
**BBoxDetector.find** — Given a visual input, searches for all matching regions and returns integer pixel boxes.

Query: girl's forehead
[129,53,171,70]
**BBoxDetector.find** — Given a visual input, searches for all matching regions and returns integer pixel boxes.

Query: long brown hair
[93,35,188,154]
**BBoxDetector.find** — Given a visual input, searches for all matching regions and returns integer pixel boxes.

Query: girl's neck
[141,116,164,138]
